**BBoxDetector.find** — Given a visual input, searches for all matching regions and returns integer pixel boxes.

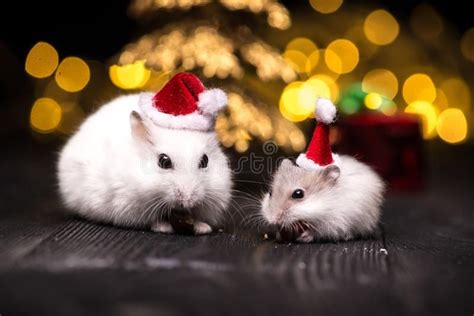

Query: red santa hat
[138,72,227,131]
[296,98,340,170]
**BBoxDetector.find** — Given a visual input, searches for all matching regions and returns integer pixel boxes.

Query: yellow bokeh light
[109,60,151,90]
[325,39,359,74]
[283,50,308,73]
[405,101,437,139]
[55,57,90,92]
[308,49,340,80]
[460,27,474,62]
[403,74,436,104]
[25,42,59,78]
[299,79,331,112]
[436,108,468,144]
[305,50,321,74]
[410,4,443,40]
[364,10,400,45]
[309,0,343,14]
[286,38,318,56]
[364,93,383,110]
[440,78,471,113]
[309,74,339,102]
[30,98,62,133]
[434,89,449,111]
[279,81,309,122]
[362,69,398,99]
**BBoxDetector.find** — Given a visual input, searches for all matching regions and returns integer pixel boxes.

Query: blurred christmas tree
[109,0,307,153]
[25,0,472,147]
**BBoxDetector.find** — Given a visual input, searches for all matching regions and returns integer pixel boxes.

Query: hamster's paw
[193,221,213,235]
[296,231,315,243]
[151,221,175,234]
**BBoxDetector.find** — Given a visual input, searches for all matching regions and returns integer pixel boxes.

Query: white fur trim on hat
[296,153,340,171]
[316,98,337,124]
[137,92,213,131]
[198,88,228,116]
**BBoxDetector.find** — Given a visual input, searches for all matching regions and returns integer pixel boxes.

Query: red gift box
[334,113,424,192]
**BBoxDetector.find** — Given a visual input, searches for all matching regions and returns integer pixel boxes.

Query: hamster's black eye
[268,187,273,197]
[158,154,173,169]
[199,154,209,169]
[291,189,305,199]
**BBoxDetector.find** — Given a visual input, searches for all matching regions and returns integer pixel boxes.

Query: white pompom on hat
[296,98,339,170]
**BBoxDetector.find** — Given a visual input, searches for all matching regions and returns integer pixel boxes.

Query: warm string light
[241,42,297,82]
[119,27,243,79]
[216,92,305,152]
[130,0,291,30]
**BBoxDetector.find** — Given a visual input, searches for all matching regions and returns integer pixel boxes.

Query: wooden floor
[0,136,473,316]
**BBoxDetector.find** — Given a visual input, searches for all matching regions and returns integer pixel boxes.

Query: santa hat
[138,72,227,131]
[296,98,339,170]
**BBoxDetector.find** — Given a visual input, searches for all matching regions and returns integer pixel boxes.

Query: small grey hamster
[260,99,385,243]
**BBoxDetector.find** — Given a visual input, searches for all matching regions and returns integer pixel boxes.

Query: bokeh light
[362,69,398,99]
[309,0,343,14]
[305,50,321,74]
[403,74,436,104]
[364,10,400,45]
[364,92,383,110]
[410,4,443,40]
[460,27,474,62]
[286,37,318,56]
[55,57,91,92]
[436,108,468,144]
[299,78,331,111]
[309,74,339,102]
[405,100,437,139]
[380,100,397,116]
[30,98,62,133]
[325,39,359,74]
[279,81,309,122]
[110,60,151,90]
[440,77,471,113]
[283,50,308,74]
[339,84,365,115]
[25,42,59,79]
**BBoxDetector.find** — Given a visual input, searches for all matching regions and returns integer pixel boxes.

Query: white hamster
[260,157,385,243]
[57,93,232,235]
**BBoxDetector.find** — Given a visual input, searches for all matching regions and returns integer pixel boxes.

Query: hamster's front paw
[193,221,213,235]
[296,230,315,243]
[151,221,175,234]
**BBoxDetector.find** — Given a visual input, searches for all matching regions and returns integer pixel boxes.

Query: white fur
[198,88,227,115]
[57,94,232,231]
[296,153,340,170]
[138,92,213,131]
[315,98,336,124]
[261,156,385,241]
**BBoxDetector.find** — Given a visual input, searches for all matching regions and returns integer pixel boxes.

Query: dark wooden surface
[0,136,473,316]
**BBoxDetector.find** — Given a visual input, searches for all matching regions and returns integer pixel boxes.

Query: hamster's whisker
[233,179,271,186]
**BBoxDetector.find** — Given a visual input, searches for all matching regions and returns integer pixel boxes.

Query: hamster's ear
[130,111,152,146]
[323,165,340,183]
[278,158,294,170]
